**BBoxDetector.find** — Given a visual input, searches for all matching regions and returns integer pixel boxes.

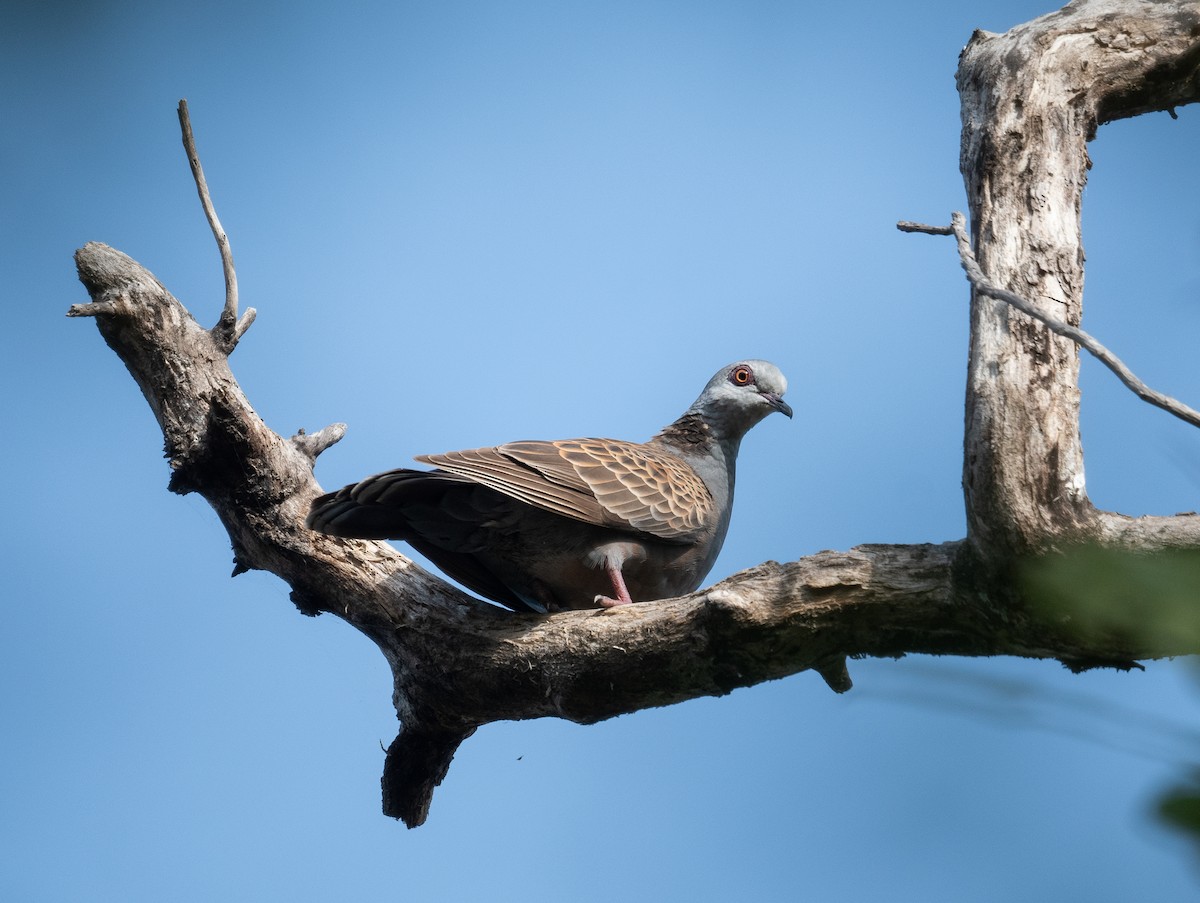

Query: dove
[307,360,791,613]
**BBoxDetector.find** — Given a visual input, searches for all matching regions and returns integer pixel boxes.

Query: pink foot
[595,594,630,608]
[597,561,635,608]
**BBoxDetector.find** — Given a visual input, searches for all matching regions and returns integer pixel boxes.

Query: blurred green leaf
[1023,547,1200,652]
[1158,767,1200,866]
[1160,784,1200,836]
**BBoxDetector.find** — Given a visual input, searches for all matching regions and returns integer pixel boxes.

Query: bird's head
[688,360,792,437]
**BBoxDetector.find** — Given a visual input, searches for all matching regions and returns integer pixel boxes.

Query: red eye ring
[731,365,754,386]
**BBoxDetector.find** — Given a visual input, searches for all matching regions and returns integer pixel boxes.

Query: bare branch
[233,308,257,343]
[899,213,1200,431]
[66,300,118,318]
[177,99,253,352]
[896,220,953,236]
[70,231,1200,827]
[949,212,1200,428]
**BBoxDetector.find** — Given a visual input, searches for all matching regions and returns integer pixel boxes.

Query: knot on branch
[813,656,853,694]
[292,423,348,463]
[382,726,477,828]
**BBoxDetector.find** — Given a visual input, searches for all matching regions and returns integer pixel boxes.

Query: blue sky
[4,1,1200,899]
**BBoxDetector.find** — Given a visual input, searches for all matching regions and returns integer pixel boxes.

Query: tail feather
[307,468,451,539]
[306,468,539,611]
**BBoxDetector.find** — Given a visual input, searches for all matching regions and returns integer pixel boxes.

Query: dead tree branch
[900,213,1200,430]
[70,1,1200,826]
[177,99,254,351]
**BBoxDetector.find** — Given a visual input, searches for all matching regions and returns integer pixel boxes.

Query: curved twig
[177,99,255,351]
[899,213,1200,430]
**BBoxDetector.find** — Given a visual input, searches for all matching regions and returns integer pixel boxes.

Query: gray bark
[69,0,1200,827]
[958,0,1200,559]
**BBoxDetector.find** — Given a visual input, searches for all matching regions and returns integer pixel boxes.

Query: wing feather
[417,438,713,541]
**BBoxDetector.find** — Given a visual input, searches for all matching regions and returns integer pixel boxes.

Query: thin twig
[897,220,953,236]
[66,300,117,318]
[898,213,1200,430]
[177,99,253,350]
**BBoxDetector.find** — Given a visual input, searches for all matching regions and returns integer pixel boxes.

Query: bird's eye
[730,365,754,386]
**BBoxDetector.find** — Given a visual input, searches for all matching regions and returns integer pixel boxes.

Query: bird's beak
[764,393,793,419]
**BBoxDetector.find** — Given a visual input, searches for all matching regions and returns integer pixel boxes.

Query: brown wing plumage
[415,438,713,541]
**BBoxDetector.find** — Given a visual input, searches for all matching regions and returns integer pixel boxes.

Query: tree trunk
[958,0,1200,559]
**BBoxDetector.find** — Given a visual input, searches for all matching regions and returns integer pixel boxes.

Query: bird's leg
[595,560,634,608]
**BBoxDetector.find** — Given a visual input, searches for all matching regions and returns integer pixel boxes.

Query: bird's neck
[652,412,716,450]
[652,412,742,470]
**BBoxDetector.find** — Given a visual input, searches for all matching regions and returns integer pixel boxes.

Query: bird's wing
[415,438,713,541]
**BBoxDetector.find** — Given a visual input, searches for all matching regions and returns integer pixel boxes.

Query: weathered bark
[70,0,1200,826]
[957,0,1200,561]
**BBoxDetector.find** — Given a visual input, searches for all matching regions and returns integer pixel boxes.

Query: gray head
[686,360,792,439]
